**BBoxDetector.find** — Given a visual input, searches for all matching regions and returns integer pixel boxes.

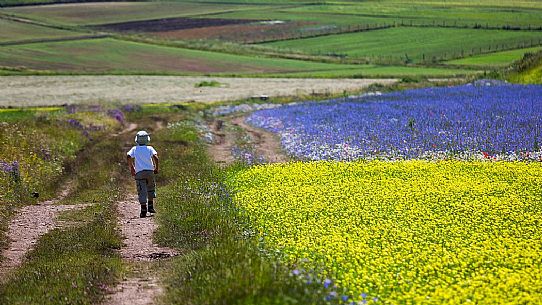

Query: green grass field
[268,66,473,78]
[446,47,542,67]
[0,18,82,43]
[281,1,542,28]
[264,27,542,63]
[0,37,470,77]
[2,2,271,26]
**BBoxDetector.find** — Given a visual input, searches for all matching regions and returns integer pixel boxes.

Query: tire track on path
[209,115,289,165]
[103,120,178,305]
[102,195,178,305]
[0,185,93,281]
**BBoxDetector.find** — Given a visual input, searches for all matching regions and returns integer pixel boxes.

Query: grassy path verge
[0,123,127,304]
[141,109,326,304]
[0,186,93,279]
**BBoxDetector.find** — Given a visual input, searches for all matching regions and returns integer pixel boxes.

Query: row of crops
[226,82,542,304]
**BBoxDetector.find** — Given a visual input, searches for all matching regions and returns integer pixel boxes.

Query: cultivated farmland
[446,47,542,67]
[0,76,396,106]
[0,19,82,43]
[2,2,269,25]
[265,27,542,63]
[1,1,542,304]
[1,0,539,76]
[0,38,470,76]
[227,160,542,304]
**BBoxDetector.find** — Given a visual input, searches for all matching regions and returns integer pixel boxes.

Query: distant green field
[0,37,469,77]
[204,0,542,30]
[1,0,539,77]
[0,18,82,42]
[3,2,272,25]
[267,66,474,78]
[282,1,542,28]
[446,47,542,67]
[264,27,542,63]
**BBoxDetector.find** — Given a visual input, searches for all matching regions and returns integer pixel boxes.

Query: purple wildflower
[323,278,333,288]
[1,161,12,173]
[39,148,51,161]
[107,109,125,124]
[67,119,84,129]
[122,104,141,113]
[65,104,78,114]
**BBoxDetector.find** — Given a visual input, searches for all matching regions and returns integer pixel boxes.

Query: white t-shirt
[127,145,157,173]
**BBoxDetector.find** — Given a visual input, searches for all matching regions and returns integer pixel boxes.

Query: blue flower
[323,278,333,288]
[325,291,338,301]
[247,83,542,161]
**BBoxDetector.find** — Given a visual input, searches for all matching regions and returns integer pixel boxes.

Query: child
[127,130,159,218]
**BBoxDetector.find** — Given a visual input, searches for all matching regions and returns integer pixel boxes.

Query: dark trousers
[135,170,156,204]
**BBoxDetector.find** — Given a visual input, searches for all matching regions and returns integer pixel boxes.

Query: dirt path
[103,120,177,305]
[231,116,289,163]
[208,115,288,165]
[208,119,236,165]
[102,195,178,305]
[0,186,92,281]
[116,195,178,261]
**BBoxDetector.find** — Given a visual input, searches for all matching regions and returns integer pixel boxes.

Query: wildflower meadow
[247,83,542,161]
[227,82,542,304]
[227,160,542,304]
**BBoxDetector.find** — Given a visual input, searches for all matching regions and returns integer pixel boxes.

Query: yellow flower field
[227,161,542,304]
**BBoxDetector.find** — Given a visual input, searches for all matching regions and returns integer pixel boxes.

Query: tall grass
[0,117,127,304]
[150,116,327,305]
[0,105,133,304]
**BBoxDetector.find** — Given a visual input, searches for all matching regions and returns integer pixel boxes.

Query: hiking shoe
[140,204,147,218]
[148,202,156,214]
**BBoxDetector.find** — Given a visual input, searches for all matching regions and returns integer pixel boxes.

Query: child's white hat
[135,130,150,145]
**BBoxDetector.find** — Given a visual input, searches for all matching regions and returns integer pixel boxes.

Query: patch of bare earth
[0,186,92,281]
[152,21,313,43]
[102,195,178,305]
[0,76,396,107]
[209,115,288,165]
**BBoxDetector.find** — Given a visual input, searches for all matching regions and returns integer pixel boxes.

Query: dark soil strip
[95,17,261,33]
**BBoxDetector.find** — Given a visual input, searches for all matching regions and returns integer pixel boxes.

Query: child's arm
[152,155,159,174]
[127,155,136,176]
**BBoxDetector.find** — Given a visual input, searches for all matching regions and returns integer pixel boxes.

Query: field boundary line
[0,34,110,46]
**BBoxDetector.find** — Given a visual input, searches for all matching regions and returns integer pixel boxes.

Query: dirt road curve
[0,187,92,281]
[0,76,396,107]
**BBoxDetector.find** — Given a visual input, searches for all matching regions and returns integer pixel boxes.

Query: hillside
[0,0,541,77]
